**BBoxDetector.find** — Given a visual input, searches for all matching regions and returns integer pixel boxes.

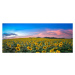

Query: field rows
[2,38,73,53]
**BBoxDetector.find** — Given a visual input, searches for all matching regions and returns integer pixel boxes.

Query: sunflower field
[2,38,73,53]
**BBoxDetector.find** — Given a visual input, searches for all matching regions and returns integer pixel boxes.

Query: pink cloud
[29,29,73,38]
[3,29,73,39]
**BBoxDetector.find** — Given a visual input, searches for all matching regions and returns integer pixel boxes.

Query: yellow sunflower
[36,47,39,50]
[48,45,51,47]
[45,43,48,45]
[54,47,58,49]
[8,45,11,48]
[69,42,71,44]
[59,42,63,45]
[16,47,20,51]
[43,46,47,49]
[17,44,20,47]
[59,44,62,47]
[52,51,56,53]
[39,43,42,46]
[35,43,38,45]
[36,52,40,53]
[38,45,40,47]
[50,49,54,53]
[27,46,32,50]
[56,50,60,53]
[42,50,46,53]
[54,43,58,46]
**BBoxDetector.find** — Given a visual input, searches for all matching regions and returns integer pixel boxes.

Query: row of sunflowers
[2,38,73,53]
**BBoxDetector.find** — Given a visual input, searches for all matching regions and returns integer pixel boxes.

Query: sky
[2,23,73,39]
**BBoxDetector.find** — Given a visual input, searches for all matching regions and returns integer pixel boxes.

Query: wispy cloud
[3,29,73,39]
[3,33,17,36]
[3,33,17,39]
[24,29,73,38]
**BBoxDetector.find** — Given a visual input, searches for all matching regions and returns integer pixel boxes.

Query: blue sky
[3,23,73,32]
[2,23,73,39]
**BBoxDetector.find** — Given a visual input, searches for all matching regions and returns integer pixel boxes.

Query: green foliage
[2,38,73,53]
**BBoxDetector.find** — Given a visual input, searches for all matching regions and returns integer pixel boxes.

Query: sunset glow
[2,23,73,39]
